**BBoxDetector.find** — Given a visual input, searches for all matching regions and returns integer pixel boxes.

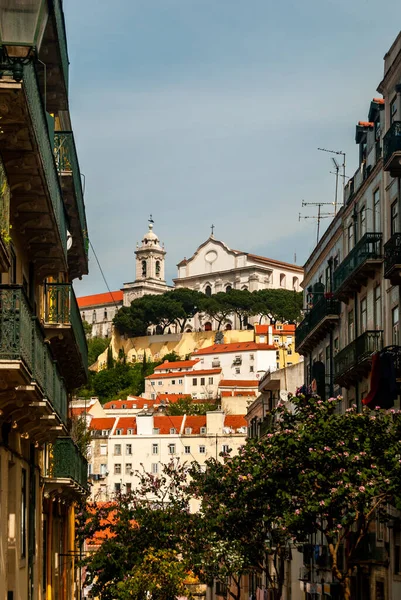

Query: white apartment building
[191,341,276,380]
[88,412,247,501]
[145,366,222,399]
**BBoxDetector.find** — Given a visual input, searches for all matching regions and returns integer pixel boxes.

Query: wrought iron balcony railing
[50,437,88,492]
[54,131,89,258]
[384,233,401,283]
[295,297,341,353]
[44,283,88,377]
[53,0,70,92]
[0,286,67,424]
[383,121,401,167]
[23,64,67,258]
[334,330,383,386]
[333,233,382,297]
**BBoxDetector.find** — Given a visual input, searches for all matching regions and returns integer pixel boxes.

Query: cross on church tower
[211,224,215,236]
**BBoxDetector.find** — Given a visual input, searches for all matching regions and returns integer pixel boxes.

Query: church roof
[77,291,123,308]
[192,342,276,355]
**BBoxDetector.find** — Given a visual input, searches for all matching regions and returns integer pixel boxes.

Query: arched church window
[156,261,161,277]
[205,285,212,297]
[142,260,147,277]
[204,322,212,331]
[226,285,232,293]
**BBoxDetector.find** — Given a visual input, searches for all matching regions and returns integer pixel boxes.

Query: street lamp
[0,0,48,81]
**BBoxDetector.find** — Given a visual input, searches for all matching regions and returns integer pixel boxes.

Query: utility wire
[88,238,120,310]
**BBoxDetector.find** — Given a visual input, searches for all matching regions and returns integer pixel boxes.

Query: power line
[88,238,120,310]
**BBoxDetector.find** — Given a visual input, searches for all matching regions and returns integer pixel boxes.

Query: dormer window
[200,427,207,434]
[185,427,192,435]
[153,428,160,434]
[170,428,176,434]
[116,429,122,435]
[127,429,133,435]
[111,404,115,409]
[122,404,126,409]
[101,430,109,436]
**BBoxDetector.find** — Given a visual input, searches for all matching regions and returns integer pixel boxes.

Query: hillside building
[77,290,123,338]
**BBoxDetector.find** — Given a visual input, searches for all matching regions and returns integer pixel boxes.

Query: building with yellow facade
[0,2,89,598]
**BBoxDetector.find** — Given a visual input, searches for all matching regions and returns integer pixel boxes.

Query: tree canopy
[113,287,303,335]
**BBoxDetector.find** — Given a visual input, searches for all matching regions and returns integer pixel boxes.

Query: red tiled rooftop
[224,415,247,429]
[183,415,207,433]
[115,417,137,435]
[77,291,123,308]
[255,324,295,335]
[146,368,221,380]
[153,415,184,434]
[89,417,116,431]
[373,98,384,104]
[157,393,189,403]
[154,360,200,371]
[221,391,256,397]
[192,342,275,355]
[104,398,157,409]
[358,121,374,128]
[219,379,259,388]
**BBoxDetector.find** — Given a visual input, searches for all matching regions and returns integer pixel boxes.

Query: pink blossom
[337,524,342,529]
[359,486,366,492]
[295,509,301,515]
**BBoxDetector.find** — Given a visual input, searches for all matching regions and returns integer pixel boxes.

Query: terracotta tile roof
[154,360,200,371]
[71,407,90,417]
[89,417,116,432]
[146,368,221,380]
[373,98,384,104]
[255,324,295,335]
[224,415,247,429]
[192,342,275,355]
[77,291,123,308]
[157,393,189,403]
[153,415,184,434]
[183,415,207,433]
[221,391,256,397]
[358,121,374,127]
[246,253,303,272]
[103,398,157,409]
[219,379,259,388]
[114,417,137,435]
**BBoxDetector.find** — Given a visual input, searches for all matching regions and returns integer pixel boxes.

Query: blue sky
[66,0,401,297]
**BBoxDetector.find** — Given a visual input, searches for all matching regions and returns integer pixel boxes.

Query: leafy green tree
[200,293,233,330]
[144,294,186,333]
[106,346,114,370]
[165,397,217,416]
[168,288,205,332]
[160,351,181,362]
[113,303,149,337]
[225,289,255,328]
[88,337,110,367]
[252,288,303,323]
[82,319,92,337]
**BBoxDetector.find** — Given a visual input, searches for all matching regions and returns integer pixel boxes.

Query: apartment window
[168,444,176,455]
[185,427,192,434]
[250,354,254,360]
[192,378,197,386]
[114,444,121,455]
[235,368,240,374]
[392,306,399,345]
[114,464,121,474]
[151,463,159,474]
[348,309,354,343]
[391,95,398,125]
[374,285,382,330]
[184,446,191,454]
[158,381,162,386]
[222,445,230,454]
[21,468,27,558]
[360,297,367,334]
[170,428,176,434]
[334,337,339,356]
[359,205,366,238]
[199,446,206,454]
[250,366,254,373]
[127,429,133,435]
[376,516,385,542]
[122,404,126,409]
[178,379,183,385]
[152,443,159,455]
[100,444,107,456]
[276,351,280,359]
[347,223,354,252]
[200,427,207,434]
[274,336,280,343]
[171,380,176,385]
[125,463,132,475]
[101,430,109,436]
[126,444,132,455]
[115,429,122,436]
[259,335,265,343]
[325,265,331,293]
[391,200,398,236]
[100,464,107,475]
[280,273,286,287]
[325,344,331,378]
[126,483,132,493]
[208,377,213,384]
[152,428,160,435]
[200,377,205,386]
[114,482,121,493]
[373,189,381,233]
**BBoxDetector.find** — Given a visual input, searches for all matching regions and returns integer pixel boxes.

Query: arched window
[82,311,85,322]
[225,285,232,293]
[204,322,212,331]
[156,261,161,277]
[205,285,212,297]
[280,273,286,287]
[142,260,147,277]
[225,323,232,330]
[92,310,96,323]
[104,309,107,320]
[293,276,299,291]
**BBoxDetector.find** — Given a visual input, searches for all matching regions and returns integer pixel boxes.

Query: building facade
[294,31,401,600]
[0,2,89,599]
[77,290,123,339]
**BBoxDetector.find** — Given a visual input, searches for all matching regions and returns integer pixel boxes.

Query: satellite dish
[66,231,73,251]
[280,390,290,402]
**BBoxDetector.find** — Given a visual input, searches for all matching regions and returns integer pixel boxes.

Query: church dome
[141,217,161,247]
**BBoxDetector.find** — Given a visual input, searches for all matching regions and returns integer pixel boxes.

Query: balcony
[54,132,89,279]
[0,286,67,440]
[43,283,88,389]
[333,233,383,302]
[0,64,67,279]
[295,297,341,355]
[384,233,401,285]
[38,0,69,112]
[212,360,221,368]
[45,437,89,496]
[334,330,383,388]
[383,121,401,177]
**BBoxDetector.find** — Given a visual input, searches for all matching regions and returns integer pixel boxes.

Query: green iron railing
[44,283,88,375]
[333,232,382,294]
[51,437,88,492]
[384,233,401,278]
[334,330,383,383]
[295,297,341,350]
[22,63,67,259]
[383,121,401,166]
[52,0,69,92]
[0,285,67,424]
[54,131,89,258]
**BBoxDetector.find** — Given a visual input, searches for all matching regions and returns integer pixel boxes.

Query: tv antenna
[318,147,346,206]
[299,200,336,245]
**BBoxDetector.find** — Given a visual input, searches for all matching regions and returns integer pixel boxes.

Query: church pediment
[176,237,246,277]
